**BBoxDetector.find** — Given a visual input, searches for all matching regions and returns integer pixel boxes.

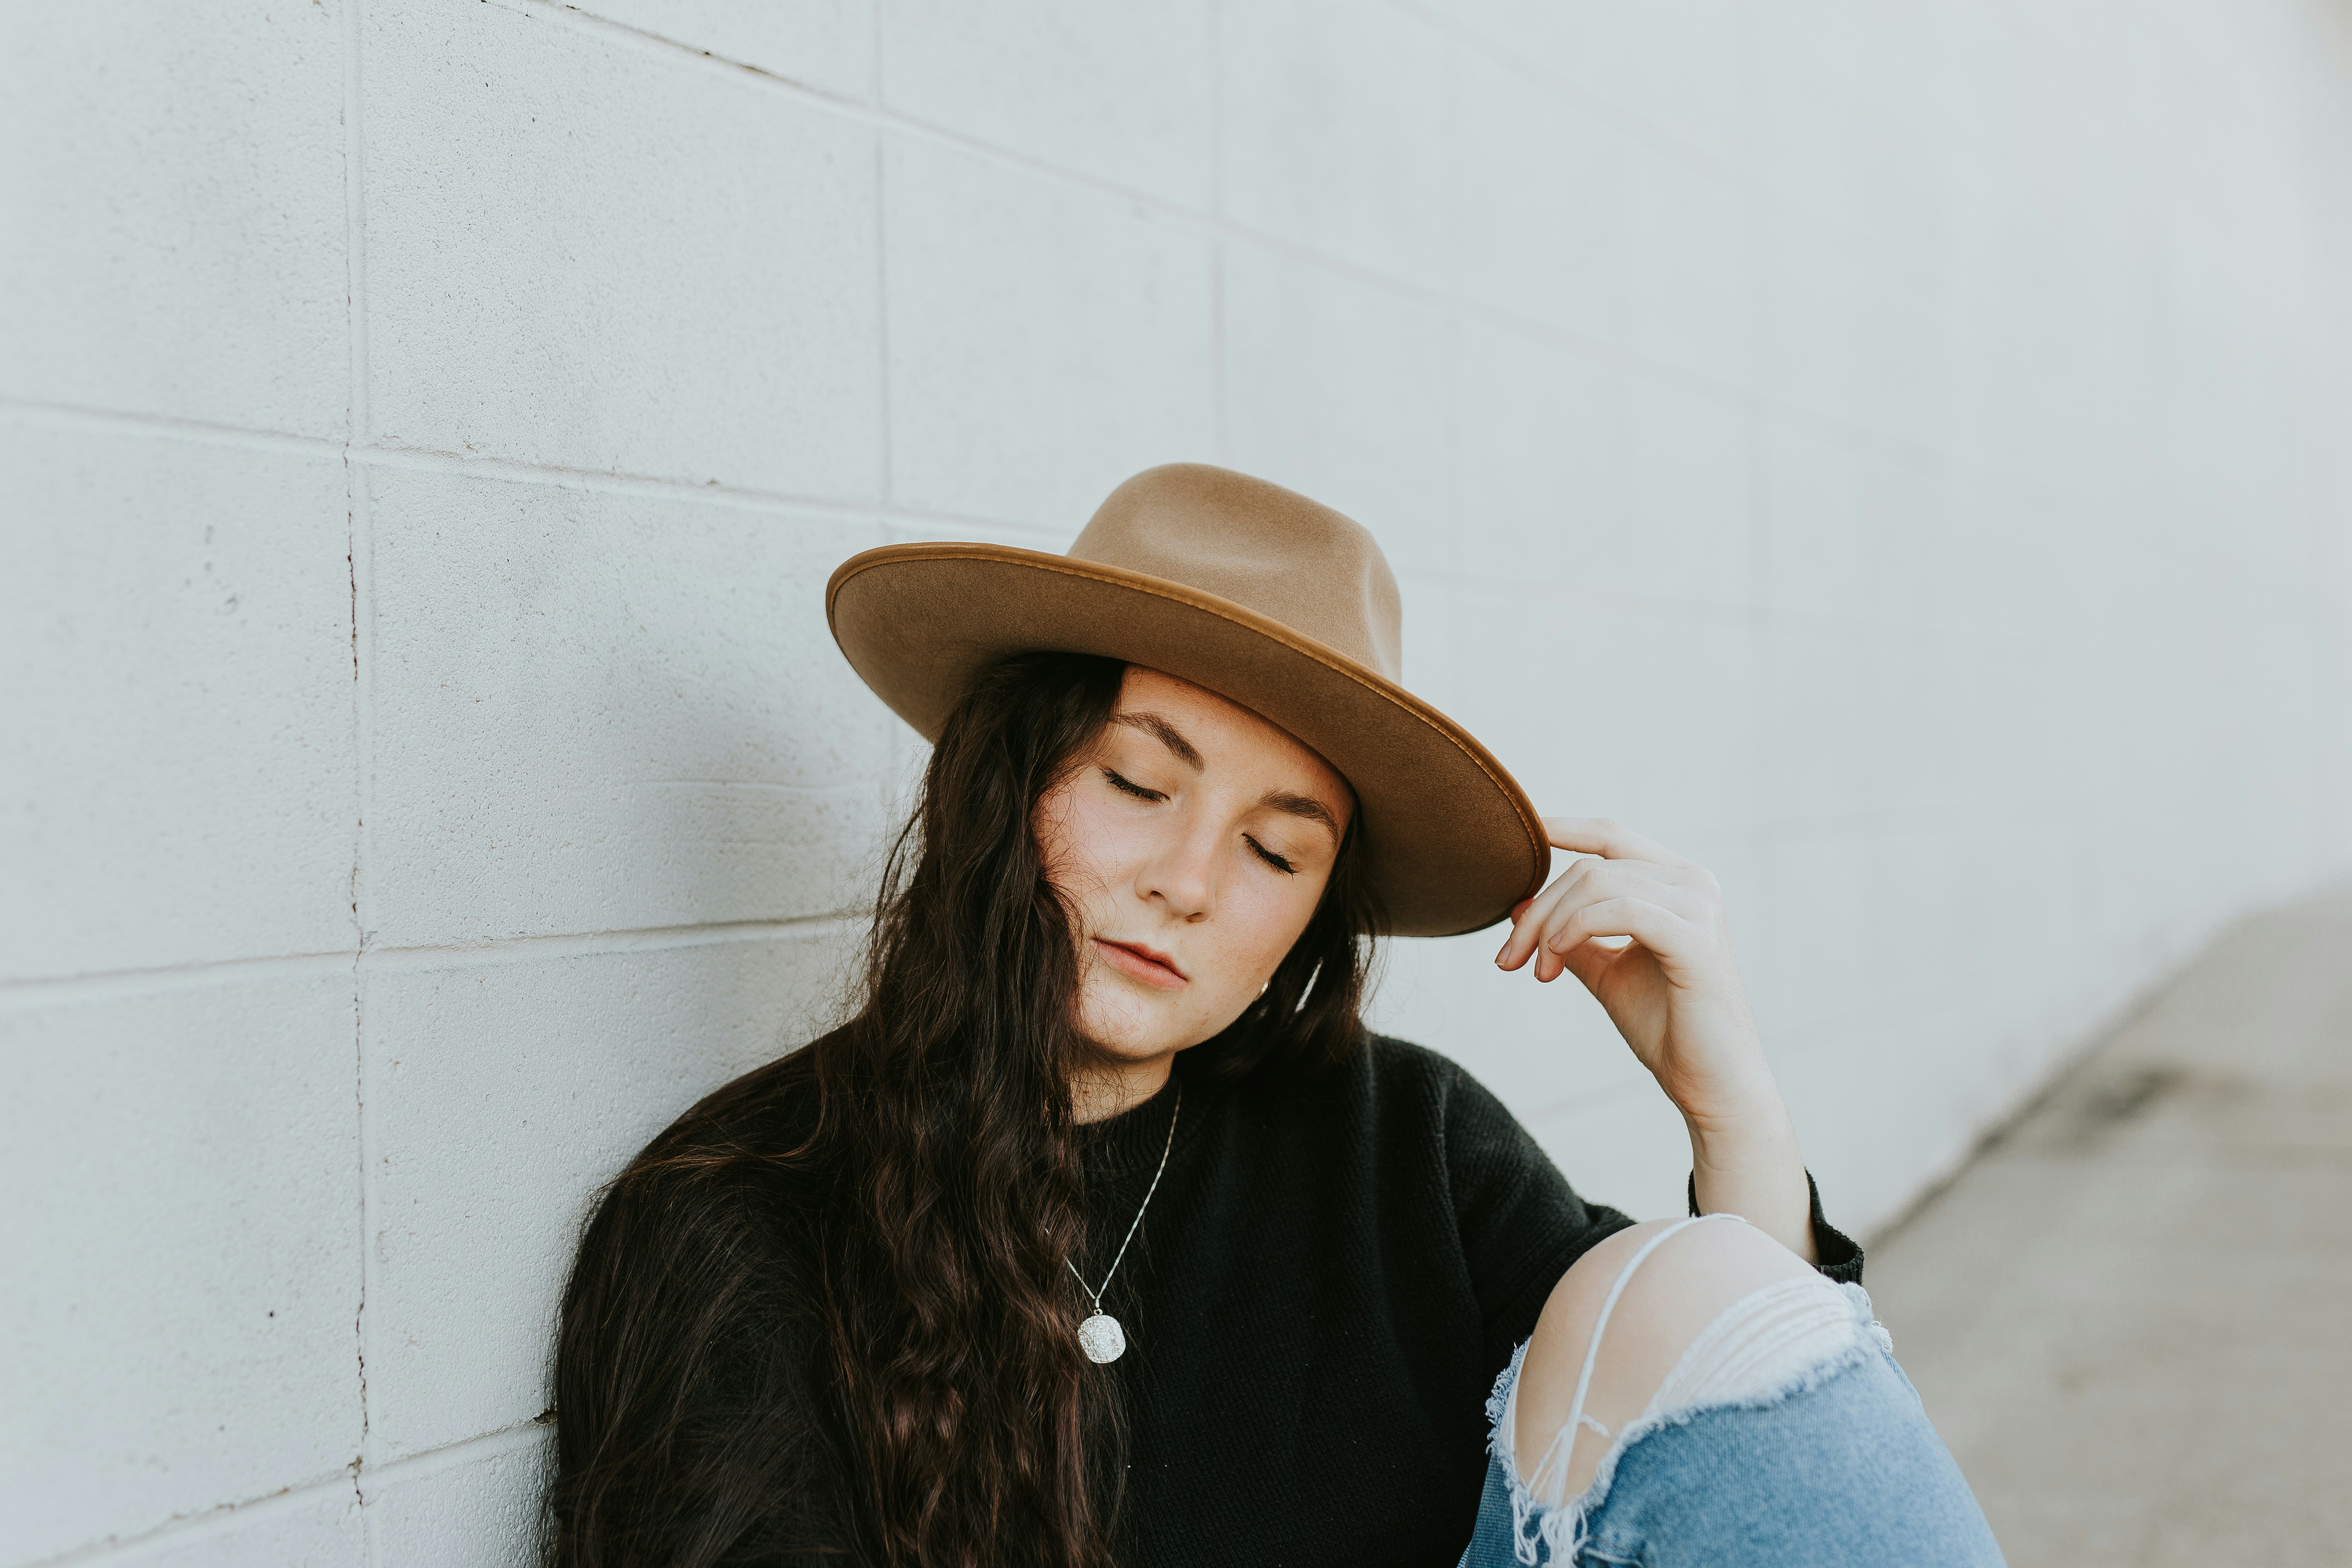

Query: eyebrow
[1112,710,1204,772]
[1260,790,1344,843]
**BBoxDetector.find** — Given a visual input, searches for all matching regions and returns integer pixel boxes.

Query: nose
[1138,818,1216,921]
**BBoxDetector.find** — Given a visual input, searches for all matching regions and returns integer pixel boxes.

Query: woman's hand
[1494,817,1766,1125]
[1495,817,1814,1257]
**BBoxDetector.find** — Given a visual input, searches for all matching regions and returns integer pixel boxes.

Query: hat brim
[827,543,1548,937]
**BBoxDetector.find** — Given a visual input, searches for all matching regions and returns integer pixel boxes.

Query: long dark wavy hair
[550,651,1383,1568]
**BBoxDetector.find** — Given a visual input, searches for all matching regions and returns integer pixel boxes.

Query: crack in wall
[341,0,375,1545]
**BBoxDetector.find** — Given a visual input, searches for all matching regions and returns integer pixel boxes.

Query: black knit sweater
[556,1034,1862,1567]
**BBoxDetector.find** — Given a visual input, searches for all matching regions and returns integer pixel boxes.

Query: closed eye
[1246,835,1298,875]
[1102,768,1167,803]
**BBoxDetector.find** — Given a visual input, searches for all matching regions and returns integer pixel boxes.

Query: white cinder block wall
[7,2,2352,1562]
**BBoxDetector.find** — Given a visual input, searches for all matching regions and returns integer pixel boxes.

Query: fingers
[1495,860,1708,974]
[1541,816,1692,868]
[1495,865,1592,970]
[1501,820,1731,986]
[1556,931,1633,991]
[1523,896,1694,985]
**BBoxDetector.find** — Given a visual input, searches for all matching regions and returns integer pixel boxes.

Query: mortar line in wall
[9,44,1951,472]
[508,0,1937,380]
[0,397,1065,529]
[1396,554,2075,630]
[346,464,375,1496]
[20,1465,369,1568]
[340,0,377,1512]
[349,444,1095,533]
[18,1420,560,1568]
[356,913,864,972]
[347,444,1050,529]
[1441,30,1468,539]
[1380,0,1740,191]
[873,111,894,505]
[1207,238,1228,466]
[1207,0,1228,464]
[354,1418,554,1499]
[343,0,371,449]
[1738,48,1777,854]
[0,397,343,457]
[524,0,1528,324]
[866,0,883,104]
[0,915,860,1008]
[0,950,368,1009]
[1381,0,1936,288]
[355,944,378,1525]
[7,358,1960,534]
[974,0,1936,297]
[0,387,1960,521]
[532,0,1885,293]
[867,0,893,505]
[1386,563,1777,624]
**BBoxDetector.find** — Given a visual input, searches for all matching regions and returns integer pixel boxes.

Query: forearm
[1490,816,1825,1264]
[1685,1095,1815,1262]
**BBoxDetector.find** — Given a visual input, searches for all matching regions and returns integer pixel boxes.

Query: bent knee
[1535,1218,1815,1375]
[1512,1217,1816,1499]
[1574,1216,1813,1317]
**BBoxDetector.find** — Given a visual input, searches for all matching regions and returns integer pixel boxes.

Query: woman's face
[1036,665,1354,1079]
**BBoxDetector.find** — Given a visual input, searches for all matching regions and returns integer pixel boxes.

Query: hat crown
[1068,464,1403,680]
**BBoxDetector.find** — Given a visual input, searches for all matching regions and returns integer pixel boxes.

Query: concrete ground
[1868,884,2352,1565]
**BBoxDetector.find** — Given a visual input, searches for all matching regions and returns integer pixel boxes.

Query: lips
[1092,937,1188,989]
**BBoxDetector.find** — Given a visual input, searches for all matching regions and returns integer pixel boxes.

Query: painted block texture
[0,977,361,1563]
[364,1433,551,1568]
[361,0,883,495]
[361,468,894,946]
[880,0,1215,206]
[359,931,850,1461]
[0,423,357,983]
[0,1,349,435]
[6,1,2352,1565]
[93,1490,364,1568]
[882,135,1218,528]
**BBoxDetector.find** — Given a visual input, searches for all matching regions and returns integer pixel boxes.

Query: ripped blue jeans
[1459,1223,2005,1567]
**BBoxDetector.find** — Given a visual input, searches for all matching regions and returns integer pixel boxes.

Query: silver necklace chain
[1066,1084,1182,1314]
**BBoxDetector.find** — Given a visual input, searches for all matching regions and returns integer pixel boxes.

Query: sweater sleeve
[1438,1060,1639,1372]
[1684,1170,1865,1284]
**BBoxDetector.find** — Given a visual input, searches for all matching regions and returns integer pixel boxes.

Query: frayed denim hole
[1479,1340,1587,1566]
[1483,1281,1892,1565]
[1835,1280,1893,1350]
[1541,1298,1886,1559]
[1485,1339,1529,1443]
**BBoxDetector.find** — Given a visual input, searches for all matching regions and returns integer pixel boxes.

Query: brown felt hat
[825,463,1548,937]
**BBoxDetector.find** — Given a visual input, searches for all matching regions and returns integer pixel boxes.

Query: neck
[1072,1048,1176,1124]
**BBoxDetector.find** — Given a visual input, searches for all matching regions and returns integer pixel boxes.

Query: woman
[548,465,2003,1567]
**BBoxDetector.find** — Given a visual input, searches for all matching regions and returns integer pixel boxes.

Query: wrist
[1683,1094,1798,1172]
[1683,1102,1816,1262]
[1674,1069,1791,1146]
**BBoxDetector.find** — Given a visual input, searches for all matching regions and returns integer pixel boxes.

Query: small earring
[1259,980,1270,998]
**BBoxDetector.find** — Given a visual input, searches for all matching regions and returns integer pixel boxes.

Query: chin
[1077,1014,1170,1063]
[1076,986,1194,1063]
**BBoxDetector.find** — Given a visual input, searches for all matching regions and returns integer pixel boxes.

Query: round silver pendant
[1077,1312,1127,1364]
